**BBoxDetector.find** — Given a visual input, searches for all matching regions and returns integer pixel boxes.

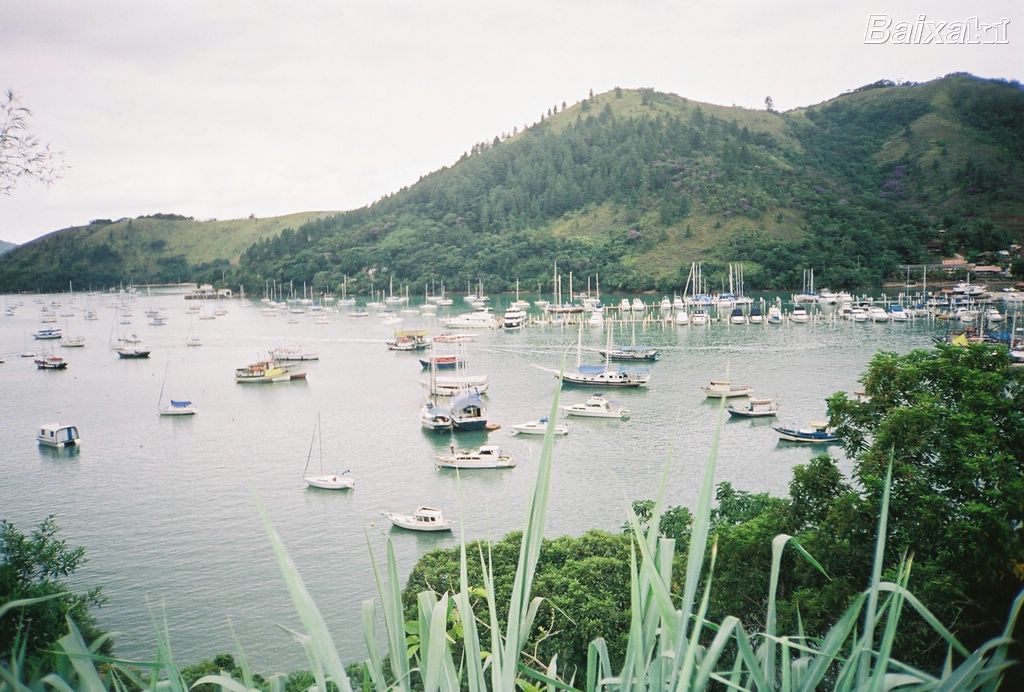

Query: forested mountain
[0,240,15,256]
[2,73,1022,293]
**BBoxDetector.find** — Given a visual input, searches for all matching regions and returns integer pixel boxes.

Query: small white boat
[561,393,629,419]
[159,399,197,416]
[32,328,62,340]
[767,306,783,324]
[674,310,690,325]
[385,506,452,532]
[435,444,515,469]
[690,310,709,325]
[727,397,778,418]
[789,306,810,323]
[420,401,453,432]
[60,336,86,348]
[37,423,80,448]
[510,416,569,436]
[867,306,889,322]
[631,298,645,312]
[702,379,754,398]
[302,414,354,490]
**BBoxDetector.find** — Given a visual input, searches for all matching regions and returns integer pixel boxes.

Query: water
[0,292,963,672]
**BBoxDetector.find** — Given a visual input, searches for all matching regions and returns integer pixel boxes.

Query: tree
[0,89,65,194]
[0,516,107,673]
[828,342,1024,665]
[765,95,775,112]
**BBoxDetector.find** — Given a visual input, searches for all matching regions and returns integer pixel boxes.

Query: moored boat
[435,444,515,469]
[727,397,778,418]
[510,416,569,435]
[702,379,753,398]
[235,358,306,383]
[34,354,68,370]
[32,328,62,340]
[37,423,80,447]
[773,420,839,443]
[561,393,629,419]
[116,346,151,359]
[384,506,452,532]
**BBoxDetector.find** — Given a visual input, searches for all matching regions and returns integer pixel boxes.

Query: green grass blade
[361,598,388,690]
[857,455,894,683]
[258,502,353,692]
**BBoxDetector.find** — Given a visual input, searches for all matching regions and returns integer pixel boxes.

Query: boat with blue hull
[773,420,838,443]
[449,390,488,431]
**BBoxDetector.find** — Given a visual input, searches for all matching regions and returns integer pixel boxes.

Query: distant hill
[0,240,15,256]
[0,212,333,292]
[2,73,1022,293]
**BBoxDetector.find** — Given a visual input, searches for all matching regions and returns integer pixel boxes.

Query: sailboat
[536,320,650,387]
[157,364,197,416]
[302,413,355,490]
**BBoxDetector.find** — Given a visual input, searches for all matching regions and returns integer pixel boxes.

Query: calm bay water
[0,291,966,672]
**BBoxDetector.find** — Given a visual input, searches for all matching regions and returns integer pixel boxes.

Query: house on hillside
[941,254,971,272]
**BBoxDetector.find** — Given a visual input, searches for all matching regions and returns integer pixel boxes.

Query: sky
[1,0,1019,245]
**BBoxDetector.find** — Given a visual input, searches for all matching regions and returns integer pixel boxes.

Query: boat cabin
[37,423,80,448]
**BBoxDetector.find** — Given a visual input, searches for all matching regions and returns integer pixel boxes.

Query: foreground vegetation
[2,342,1022,689]
[2,74,1023,294]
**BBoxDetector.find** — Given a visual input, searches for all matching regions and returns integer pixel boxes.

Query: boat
[32,328,62,340]
[34,354,68,370]
[631,298,645,312]
[702,379,753,398]
[502,306,527,329]
[729,307,747,325]
[157,365,197,416]
[888,304,909,321]
[727,397,779,418]
[510,416,569,435]
[419,354,464,370]
[435,444,515,469]
[59,335,86,348]
[433,332,477,344]
[867,306,889,322]
[561,393,629,419]
[36,423,80,448]
[385,330,430,351]
[599,344,659,362]
[766,305,783,324]
[235,358,306,383]
[985,307,1004,323]
[773,420,839,444]
[302,414,354,490]
[159,399,197,416]
[420,401,453,432]
[789,306,810,323]
[440,309,497,329]
[116,346,151,359]
[186,334,202,347]
[449,389,488,431]
[674,310,689,325]
[384,506,452,532]
[690,310,709,325]
[748,306,763,324]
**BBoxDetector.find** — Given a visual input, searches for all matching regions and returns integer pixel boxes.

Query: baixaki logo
[865,15,1010,44]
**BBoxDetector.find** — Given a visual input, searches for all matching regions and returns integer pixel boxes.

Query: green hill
[0,240,15,256]
[0,212,333,291]
[2,73,1022,293]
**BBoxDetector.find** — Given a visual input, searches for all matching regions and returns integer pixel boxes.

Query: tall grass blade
[258,502,353,692]
[361,598,388,690]
[857,455,894,683]
[498,374,563,690]
[366,533,412,690]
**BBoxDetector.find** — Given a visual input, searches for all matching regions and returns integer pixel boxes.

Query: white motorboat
[385,506,452,532]
[37,423,80,448]
[510,416,569,436]
[561,393,629,419]
[502,306,527,329]
[702,379,754,398]
[302,413,354,490]
[789,306,810,323]
[727,397,778,418]
[867,306,889,322]
[441,310,497,329]
[767,306,783,324]
[60,335,85,347]
[435,444,514,469]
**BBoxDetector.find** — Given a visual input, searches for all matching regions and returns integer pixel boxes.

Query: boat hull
[773,426,838,443]
[304,474,355,490]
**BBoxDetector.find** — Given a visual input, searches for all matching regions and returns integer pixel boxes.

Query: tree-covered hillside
[0,240,15,256]
[2,73,1022,293]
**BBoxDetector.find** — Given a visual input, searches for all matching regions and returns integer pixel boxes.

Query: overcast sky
[1,0,1019,244]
